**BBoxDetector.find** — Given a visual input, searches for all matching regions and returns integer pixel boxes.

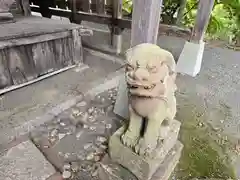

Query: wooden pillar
[70,0,77,23]
[113,0,164,119]
[96,0,105,14]
[111,0,123,54]
[130,0,163,47]
[191,0,215,42]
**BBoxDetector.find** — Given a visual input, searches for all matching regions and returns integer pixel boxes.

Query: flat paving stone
[30,88,122,179]
[0,140,55,180]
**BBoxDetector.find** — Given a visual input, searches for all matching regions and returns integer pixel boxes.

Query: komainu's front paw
[121,131,139,148]
[135,138,157,157]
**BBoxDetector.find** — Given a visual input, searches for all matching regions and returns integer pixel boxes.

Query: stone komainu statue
[0,0,31,24]
[121,43,177,157]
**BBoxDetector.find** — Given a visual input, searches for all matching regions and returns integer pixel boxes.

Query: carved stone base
[99,141,183,180]
[108,120,181,180]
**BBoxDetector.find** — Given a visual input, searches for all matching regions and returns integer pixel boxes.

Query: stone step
[0,140,56,180]
[0,48,123,151]
[29,87,124,179]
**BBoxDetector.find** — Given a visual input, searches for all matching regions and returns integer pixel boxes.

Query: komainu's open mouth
[128,84,156,90]
[143,84,156,90]
[130,85,138,89]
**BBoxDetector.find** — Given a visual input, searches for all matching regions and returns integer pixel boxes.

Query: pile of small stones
[30,88,123,179]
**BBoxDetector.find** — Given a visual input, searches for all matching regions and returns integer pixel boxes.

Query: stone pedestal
[99,120,183,180]
[99,142,183,180]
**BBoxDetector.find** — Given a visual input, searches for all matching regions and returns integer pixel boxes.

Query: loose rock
[88,107,94,114]
[50,129,58,137]
[72,108,80,117]
[89,126,96,131]
[106,124,112,129]
[99,144,108,150]
[76,130,83,139]
[63,163,71,171]
[84,143,93,150]
[62,170,72,179]
[100,97,106,104]
[60,122,66,126]
[97,136,107,143]
[91,169,98,177]
[76,101,87,107]
[88,116,96,122]
[71,162,79,172]
[86,152,94,161]
[58,133,66,140]
[94,155,101,162]
[81,113,89,123]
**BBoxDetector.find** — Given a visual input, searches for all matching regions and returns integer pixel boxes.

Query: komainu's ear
[159,51,176,73]
[125,47,134,61]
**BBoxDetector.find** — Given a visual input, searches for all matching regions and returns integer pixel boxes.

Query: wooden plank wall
[0,28,83,90]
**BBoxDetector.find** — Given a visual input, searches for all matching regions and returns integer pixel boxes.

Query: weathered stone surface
[109,120,180,180]
[98,155,136,180]
[0,140,55,180]
[0,16,84,90]
[113,74,129,120]
[0,12,14,23]
[99,141,183,180]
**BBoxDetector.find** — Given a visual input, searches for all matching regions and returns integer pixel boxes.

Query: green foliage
[122,0,133,16]
[183,0,240,43]
[122,0,240,44]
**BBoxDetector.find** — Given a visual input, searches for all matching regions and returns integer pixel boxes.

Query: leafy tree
[122,0,240,46]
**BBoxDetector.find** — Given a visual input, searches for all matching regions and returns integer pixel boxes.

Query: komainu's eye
[148,66,157,73]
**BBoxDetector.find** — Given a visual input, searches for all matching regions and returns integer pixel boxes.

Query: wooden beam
[191,0,215,42]
[130,0,163,46]
[30,6,191,36]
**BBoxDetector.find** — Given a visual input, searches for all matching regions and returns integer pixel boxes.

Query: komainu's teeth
[151,84,156,88]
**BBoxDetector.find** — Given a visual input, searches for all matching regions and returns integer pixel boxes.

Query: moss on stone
[174,103,235,179]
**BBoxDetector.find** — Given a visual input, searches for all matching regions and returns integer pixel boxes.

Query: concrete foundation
[176,41,205,77]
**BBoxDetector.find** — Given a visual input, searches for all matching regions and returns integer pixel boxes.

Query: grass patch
[174,103,235,179]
